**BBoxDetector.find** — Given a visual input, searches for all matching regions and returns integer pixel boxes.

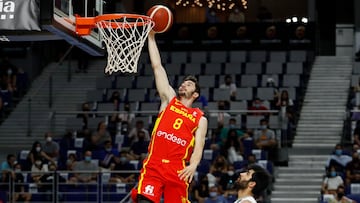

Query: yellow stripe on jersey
[137,110,165,193]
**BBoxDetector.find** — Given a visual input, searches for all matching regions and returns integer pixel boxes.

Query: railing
[1,170,139,203]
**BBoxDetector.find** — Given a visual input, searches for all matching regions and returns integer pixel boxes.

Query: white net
[96,16,154,75]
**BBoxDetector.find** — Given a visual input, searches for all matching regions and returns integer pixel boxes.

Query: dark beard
[234,179,250,191]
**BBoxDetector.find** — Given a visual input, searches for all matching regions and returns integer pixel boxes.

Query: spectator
[233,26,252,44]
[91,121,112,150]
[37,163,66,202]
[42,132,60,161]
[275,90,294,109]
[0,154,16,183]
[109,151,136,183]
[254,119,277,161]
[27,141,56,168]
[127,119,150,146]
[99,140,118,169]
[129,130,149,160]
[204,184,228,203]
[30,158,48,182]
[322,165,344,195]
[12,163,32,203]
[221,129,244,164]
[65,153,77,171]
[76,102,93,130]
[248,98,269,117]
[117,102,135,126]
[192,175,210,203]
[228,7,245,23]
[326,144,352,172]
[70,150,99,183]
[219,75,237,101]
[218,117,244,148]
[219,164,238,194]
[209,155,229,179]
[328,185,356,203]
[289,25,311,44]
[345,151,360,187]
[209,100,231,129]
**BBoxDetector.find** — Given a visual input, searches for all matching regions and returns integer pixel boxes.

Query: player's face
[234,169,255,190]
[178,80,197,99]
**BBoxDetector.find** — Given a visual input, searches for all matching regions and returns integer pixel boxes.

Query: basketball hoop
[75,14,154,75]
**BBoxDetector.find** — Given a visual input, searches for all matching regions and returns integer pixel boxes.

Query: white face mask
[36,147,41,152]
[46,137,52,142]
[35,161,42,166]
[227,171,235,176]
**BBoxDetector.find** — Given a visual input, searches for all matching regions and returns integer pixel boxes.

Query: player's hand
[178,164,197,183]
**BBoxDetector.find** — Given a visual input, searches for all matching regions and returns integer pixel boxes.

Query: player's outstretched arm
[178,116,208,183]
[148,32,176,109]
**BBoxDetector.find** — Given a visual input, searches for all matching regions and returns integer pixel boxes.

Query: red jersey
[147,97,204,163]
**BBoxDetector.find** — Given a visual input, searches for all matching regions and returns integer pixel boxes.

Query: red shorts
[133,159,190,203]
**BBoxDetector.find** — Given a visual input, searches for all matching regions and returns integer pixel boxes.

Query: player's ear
[192,92,199,99]
[248,181,256,189]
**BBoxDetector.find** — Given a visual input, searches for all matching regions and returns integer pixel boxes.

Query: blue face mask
[85,156,91,162]
[209,192,217,198]
[330,171,337,177]
[335,149,342,156]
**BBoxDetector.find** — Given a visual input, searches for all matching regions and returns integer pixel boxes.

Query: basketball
[146,5,173,33]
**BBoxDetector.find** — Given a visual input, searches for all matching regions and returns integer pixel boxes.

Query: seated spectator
[228,7,245,23]
[65,153,77,171]
[192,174,210,203]
[254,118,277,161]
[221,129,244,164]
[30,158,49,182]
[70,150,99,183]
[27,141,56,170]
[128,120,150,146]
[219,75,237,101]
[218,117,244,148]
[1,154,16,184]
[274,90,294,110]
[209,155,229,179]
[328,185,356,203]
[209,100,231,128]
[326,144,352,172]
[129,130,150,160]
[42,132,60,162]
[219,164,237,194]
[248,98,269,117]
[204,184,228,203]
[91,121,112,150]
[260,25,281,44]
[345,151,360,187]
[13,163,32,203]
[322,165,344,195]
[117,102,135,128]
[37,163,66,202]
[98,140,118,169]
[109,151,136,183]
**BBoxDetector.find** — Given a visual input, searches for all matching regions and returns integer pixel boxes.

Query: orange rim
[75,14,153,36]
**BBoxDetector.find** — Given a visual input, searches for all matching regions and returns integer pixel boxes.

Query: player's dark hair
[248,164,271,197]
[183,75,201,96]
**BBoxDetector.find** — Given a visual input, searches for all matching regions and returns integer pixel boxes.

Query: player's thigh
[163,181,190,203]
[138,176,163,202]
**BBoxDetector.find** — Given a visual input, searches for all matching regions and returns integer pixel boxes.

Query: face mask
[209,192,217,198]
[120,157,127,163]
[335,149,342,156]
[227,171,235,176]
[7,69,12,75]
[66,160,73,165]
[105,148,112,152]
[229,125,236,129]
[35,161,42,166]
[36,147,41,152]
[46,137,52,142]
[14,168,21,172]
[330,171,337,177]
[260,125,267,130]
[84,156,91,162]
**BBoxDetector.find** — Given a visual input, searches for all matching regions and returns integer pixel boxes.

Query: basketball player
[233,164,271,203]
[131,31,208,203]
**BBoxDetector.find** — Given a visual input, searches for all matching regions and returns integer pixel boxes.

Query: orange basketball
[146,5,173,33]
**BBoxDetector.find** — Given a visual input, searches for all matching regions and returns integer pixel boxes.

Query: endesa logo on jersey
[156,130,187,146]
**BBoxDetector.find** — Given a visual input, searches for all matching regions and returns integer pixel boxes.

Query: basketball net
[96,16,154,75]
